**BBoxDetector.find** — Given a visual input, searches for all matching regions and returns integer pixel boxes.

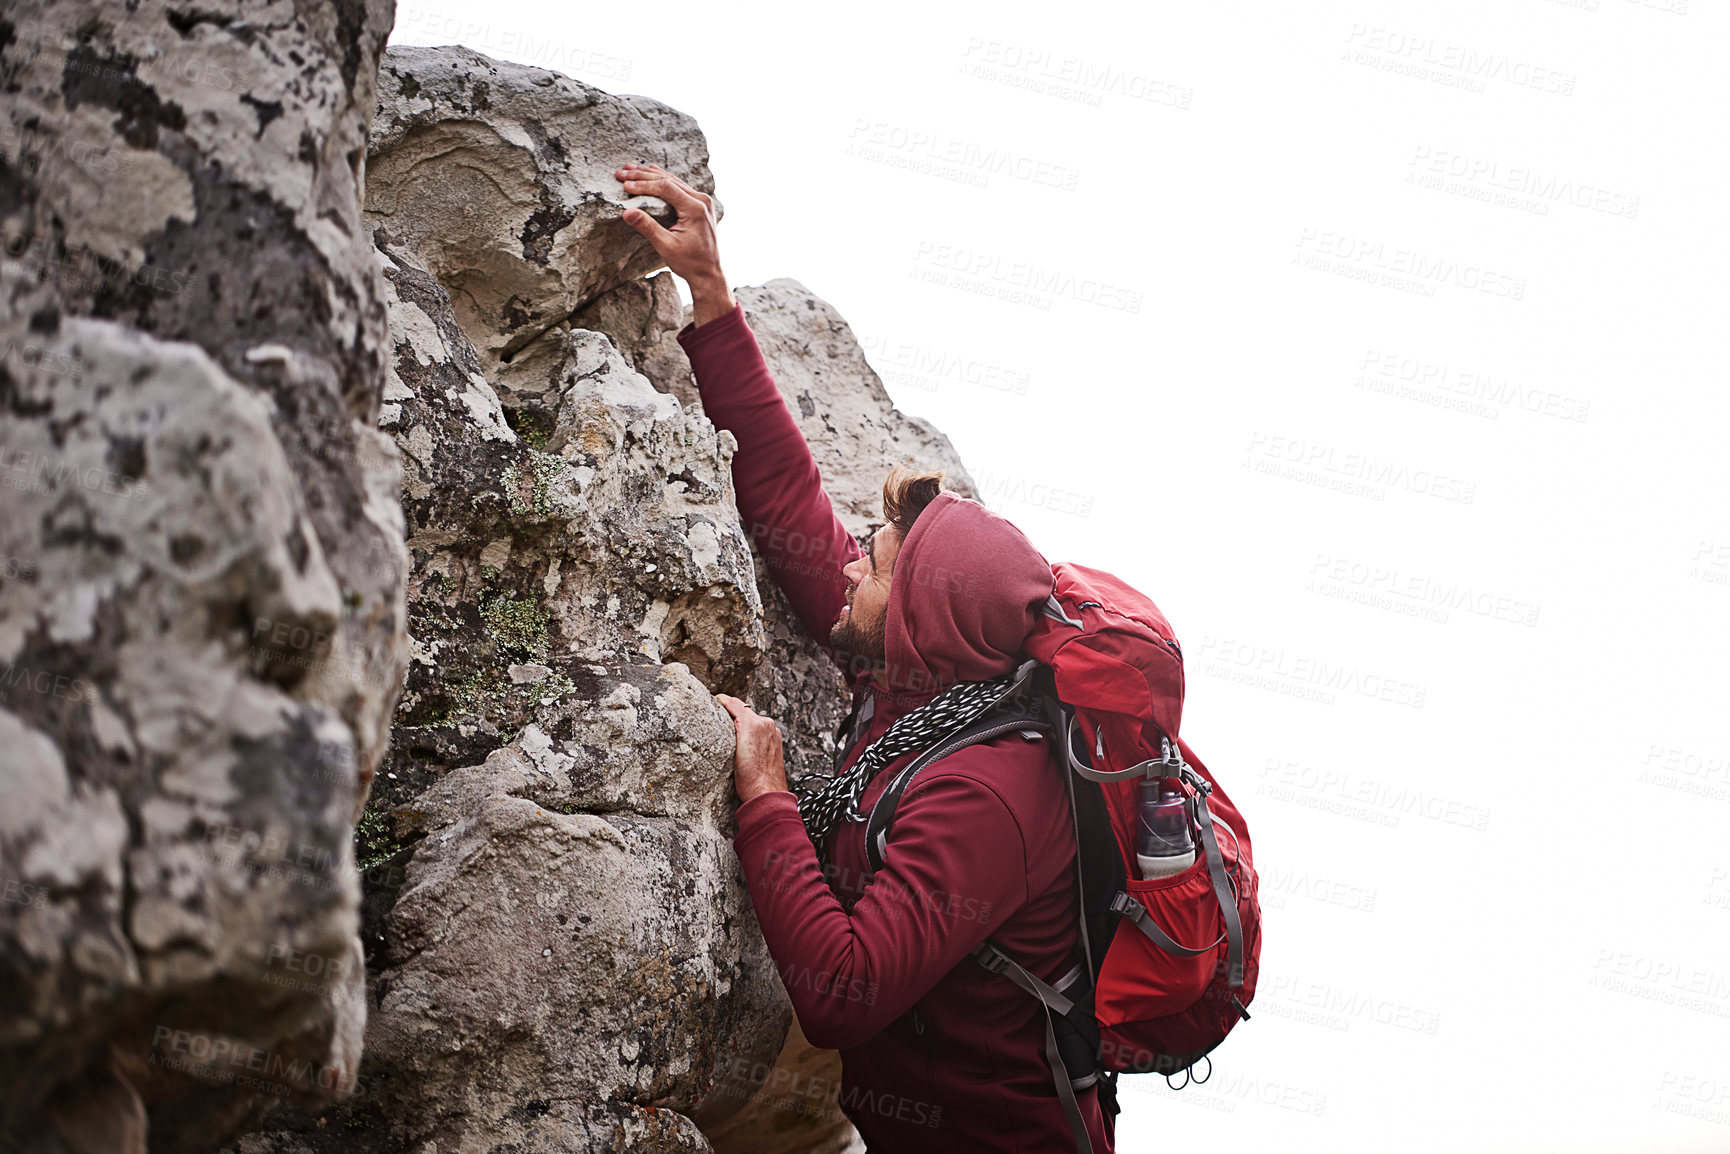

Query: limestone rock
[353,729,788,1153]
[366,45,720,377]
[372,237,764,793]
[0,0,405,1148]
[568,270,701,411]
[226,229,785,1153]
[733,278,979,535]
[1,9,993,1148]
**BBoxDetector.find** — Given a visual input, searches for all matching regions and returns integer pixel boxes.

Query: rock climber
[614,161,1113,1154]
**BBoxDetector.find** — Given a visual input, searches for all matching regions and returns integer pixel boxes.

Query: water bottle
[1136,778,1196,879]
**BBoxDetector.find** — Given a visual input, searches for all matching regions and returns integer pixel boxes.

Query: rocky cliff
[2,18,974,1154]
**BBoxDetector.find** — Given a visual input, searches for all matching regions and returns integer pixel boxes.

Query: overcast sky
[391,3,1729,1150]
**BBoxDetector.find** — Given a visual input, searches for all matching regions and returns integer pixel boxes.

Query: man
[615,162,1114,1153]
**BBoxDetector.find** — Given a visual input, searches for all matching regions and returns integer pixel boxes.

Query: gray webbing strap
[1067,713,1247,992]
[1191,793,1246,987]
[1062,714,1183,783]
[1043,595,1085,629]
[972,942,1077,1017]
[1060,741,1097,983]
[974,943,1093,1154]
[1108,891,1225,957]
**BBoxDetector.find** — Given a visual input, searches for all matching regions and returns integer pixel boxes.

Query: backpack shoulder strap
[860,660,1047,874]
[862,699,1050,873]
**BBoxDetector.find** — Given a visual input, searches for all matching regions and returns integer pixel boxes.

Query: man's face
[831,524,902,665]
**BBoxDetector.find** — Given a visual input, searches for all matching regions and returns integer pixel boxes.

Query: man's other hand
[614,162,736,325]
[716,694,790,804]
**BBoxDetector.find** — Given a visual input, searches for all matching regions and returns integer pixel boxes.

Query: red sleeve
[730,780,1031,1050]
[677,302,863,656]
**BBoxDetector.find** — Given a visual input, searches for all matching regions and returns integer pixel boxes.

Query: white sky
[391,2,1729,1150]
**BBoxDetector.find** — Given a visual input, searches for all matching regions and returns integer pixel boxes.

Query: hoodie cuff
[734,789,802,846]
[675,299,746,352]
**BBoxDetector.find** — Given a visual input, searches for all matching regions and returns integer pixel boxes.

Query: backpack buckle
[973,943,1013,975]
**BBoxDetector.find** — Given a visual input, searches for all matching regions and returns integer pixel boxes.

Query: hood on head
[876,492,1055,698]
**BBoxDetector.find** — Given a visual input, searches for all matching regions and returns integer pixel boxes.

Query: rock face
[0,1,405,1151]
[571,272,700,410]
[731,280,979,533]
[265,234,789,1152]
[4,14,990,1153]
[366,45,719,379]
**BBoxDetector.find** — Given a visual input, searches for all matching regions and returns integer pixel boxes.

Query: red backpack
[863,561,1262,1152]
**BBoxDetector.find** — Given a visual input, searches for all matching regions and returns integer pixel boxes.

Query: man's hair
[882,467,947,538]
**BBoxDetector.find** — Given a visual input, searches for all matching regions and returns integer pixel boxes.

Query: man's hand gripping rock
[614,161,737,327]
[716,695,791,805]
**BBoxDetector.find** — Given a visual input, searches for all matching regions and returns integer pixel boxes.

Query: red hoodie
[679,302,1115,1154]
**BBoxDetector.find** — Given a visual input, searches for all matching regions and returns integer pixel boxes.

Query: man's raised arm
[615,163,861,653]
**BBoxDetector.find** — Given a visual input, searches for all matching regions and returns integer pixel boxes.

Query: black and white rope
[795,671,1017,848]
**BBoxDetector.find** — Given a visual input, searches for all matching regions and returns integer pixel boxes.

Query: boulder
[0,0,405,1149]
[372,237,764,786]
[1,10,998,1148]
[366,45,720,378]
[732,279,978,531]
[227,233,785,1153]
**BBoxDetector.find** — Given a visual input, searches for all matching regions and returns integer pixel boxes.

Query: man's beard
[830,603,885,664]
